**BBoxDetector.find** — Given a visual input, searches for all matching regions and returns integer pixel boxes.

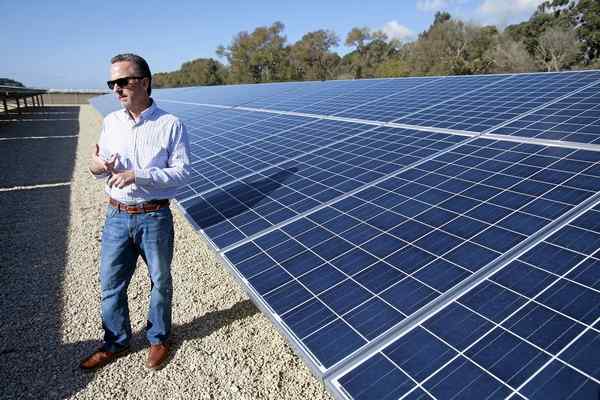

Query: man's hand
[90,144,117,175]
[108,170,135,189]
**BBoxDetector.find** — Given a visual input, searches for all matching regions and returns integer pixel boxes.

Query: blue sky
[2,0,544,89]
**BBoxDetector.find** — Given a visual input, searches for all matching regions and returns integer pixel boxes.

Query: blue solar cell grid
[334,74,506,123]
[395,71,600,132]
[176,117,371,200]
[155,80,322,107]
[246,77,441,116]
[337,201,600,400]
[186,113,312,162]
[223,138,600,372]
[88,93,120,116]
[181,126,467,247]
[491,81,600,144]
[297,77,442,116]
[243,78,383,111]
[162,106,271,141]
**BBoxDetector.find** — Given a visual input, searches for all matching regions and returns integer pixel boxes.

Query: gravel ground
[0,105,332,400]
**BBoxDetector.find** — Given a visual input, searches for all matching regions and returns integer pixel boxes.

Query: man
[81,53,191,371]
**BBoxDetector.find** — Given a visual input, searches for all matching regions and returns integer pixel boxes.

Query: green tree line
[152,0,600,88]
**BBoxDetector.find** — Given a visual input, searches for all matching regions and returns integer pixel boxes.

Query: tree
[404,17,499,76]
[534,26,581,71]
[217,22,289,83]
[487,34,538,73]
[539,0,600,62]
[289,30,340,81]
[505,9,561,56]
[344,28,399,78]
[152,58,226,88]
[344,27,372,78]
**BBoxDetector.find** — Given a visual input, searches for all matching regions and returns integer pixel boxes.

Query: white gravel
[0,105,333,400]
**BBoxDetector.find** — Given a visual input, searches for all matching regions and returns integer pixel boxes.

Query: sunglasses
[107,76,145,90]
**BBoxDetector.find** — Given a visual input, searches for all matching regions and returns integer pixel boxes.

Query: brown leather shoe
[147,343,169,370]
[79,347,129,371]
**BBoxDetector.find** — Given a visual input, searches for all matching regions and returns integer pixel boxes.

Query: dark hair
[111,53,152,96]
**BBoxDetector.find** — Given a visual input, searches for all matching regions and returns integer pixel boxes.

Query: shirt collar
[122,98,157,123]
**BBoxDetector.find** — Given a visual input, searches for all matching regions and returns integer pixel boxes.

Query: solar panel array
[91,70,600,400]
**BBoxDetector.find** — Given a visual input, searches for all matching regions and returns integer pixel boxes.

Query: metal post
[16,98,21,114]
[24,97,28,108]
[40,95,45,107]
[2,98,7,113]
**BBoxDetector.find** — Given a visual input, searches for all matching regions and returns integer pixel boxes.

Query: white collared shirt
[96,99,191,204]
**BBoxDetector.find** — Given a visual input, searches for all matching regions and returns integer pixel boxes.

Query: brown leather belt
[108,198,170,214]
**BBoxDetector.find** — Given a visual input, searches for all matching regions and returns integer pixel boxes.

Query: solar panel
[90,70,600,400]
[241,78,383,111]
[220,138,600,374]
[334,74,506,122]
[395,71,600,132]
[243,76,441,115]
[490,81,600,144]
[332,200,600,400]
[179,126,468,248]
[158,80,324,106]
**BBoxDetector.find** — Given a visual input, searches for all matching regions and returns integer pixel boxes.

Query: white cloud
[416,0,451,12]
[381,21,415,41]
[416,0,468,12]
[477,0,545,24]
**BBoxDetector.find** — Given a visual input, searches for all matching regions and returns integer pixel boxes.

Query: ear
[142,77,150,91]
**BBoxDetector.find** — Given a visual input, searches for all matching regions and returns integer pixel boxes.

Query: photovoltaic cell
[168,107,273,141]
[88,93,121,116]
[334,74,506,122]
[296,77,442,116]
[242,79,383,111]
[221,137,600,375]
[245,76,442,115]
[181,127,467,248]
[396,71,600,132]
[156,80,322,107]
[176,117,368,200]
[185,113,313,162]
[490,81,600,144]
[335,202,600,400]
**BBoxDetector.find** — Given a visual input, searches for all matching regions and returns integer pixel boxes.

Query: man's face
[109,61,149,110]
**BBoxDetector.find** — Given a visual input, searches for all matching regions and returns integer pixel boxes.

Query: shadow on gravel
[0,106,80,187]
[0,107,262,399]
[0,106,92,399]
[122,299,260,363]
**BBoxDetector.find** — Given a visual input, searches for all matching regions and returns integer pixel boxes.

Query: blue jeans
[100,205,174,351]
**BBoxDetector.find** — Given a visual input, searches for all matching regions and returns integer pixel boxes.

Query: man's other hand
[90,144,118,175]
[108,170,135,189]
